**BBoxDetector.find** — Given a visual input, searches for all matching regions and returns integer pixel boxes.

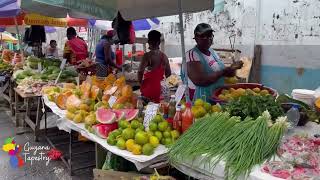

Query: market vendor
[63,27,88,65]
[95,30,121,77]
[138,30,171,103]
[183,23,243,101]
[45,40,59,58]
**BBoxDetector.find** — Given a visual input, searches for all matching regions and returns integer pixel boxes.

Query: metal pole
[14,17,24,62]
[178,0,190,102]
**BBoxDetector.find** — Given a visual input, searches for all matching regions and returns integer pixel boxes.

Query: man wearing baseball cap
[181,23,243,100]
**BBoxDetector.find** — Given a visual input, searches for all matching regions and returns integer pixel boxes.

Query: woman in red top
[138,30,171,103]
[63,27,88,65]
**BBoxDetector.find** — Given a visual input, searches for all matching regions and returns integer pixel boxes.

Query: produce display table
[172,122,320,180]
[0,75,14,115]
[42,95,169,170]
[14,88,43,141]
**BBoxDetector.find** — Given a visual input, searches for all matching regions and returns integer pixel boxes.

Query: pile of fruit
[13,66,78,84]
[0,60,13,73]
[107,114,180,156]
[218,87,271,101]
[26,56,61,69]
[191,98,222,119]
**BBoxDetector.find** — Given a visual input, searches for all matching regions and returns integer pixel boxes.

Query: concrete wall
[134,0,320,93]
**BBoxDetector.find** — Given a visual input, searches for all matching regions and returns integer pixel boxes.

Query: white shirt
[185,49,222,89]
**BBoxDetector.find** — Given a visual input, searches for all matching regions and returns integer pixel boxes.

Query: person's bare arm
[163,54,171,78]
[138,54,148,84]
[187,61,225,87]
[104,44,121,70]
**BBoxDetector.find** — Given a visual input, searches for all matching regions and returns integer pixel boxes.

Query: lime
[149,122,158,131]
[158,121,169,132]
[171,130,180,139]
[154,131,163,141]
[135,128,144,134]
[160,138,166,145]
[164,138,173,146]
[107,136,117,145]
[142,143,154,156]
[149,136,160,148]
[112,129,122,137]
[131,120,140,129]
[125,139,135,152]
[134,131,149,145]
[122,128,135,140]
[147,131,154,137]
[153,114,163,123]
[118,120,130,129]
[194,99,204,107]
[163,131,171,138]
[116,138,126,150]
[204,102,211,113]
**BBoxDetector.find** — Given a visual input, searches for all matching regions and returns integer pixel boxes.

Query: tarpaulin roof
[0,0,21,17]
[33,0,214,20]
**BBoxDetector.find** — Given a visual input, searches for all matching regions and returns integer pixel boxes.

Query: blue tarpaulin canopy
[0,0,20,17]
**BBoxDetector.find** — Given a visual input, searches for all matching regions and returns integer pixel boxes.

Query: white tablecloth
[43,96,168,170]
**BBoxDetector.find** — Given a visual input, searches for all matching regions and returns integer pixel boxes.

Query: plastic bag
[315,86,320,98]
[101,152,112,170]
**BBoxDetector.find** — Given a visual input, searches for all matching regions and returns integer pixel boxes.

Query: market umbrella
[35,0,213,20]
[133,18,160,31]
[91,18,160,31]
[0,0,21,17]
[20,0,99,19]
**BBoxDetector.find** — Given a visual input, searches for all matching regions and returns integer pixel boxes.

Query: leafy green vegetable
[224,95,284,121]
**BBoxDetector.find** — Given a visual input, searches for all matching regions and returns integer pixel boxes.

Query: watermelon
[113,109,139,121]
[96,108,116,124]
[93,123,118,139]
[112,110,125,121]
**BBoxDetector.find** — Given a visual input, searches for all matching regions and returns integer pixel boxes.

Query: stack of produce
[1,49,14,63]
[217,87,271,102]
[26,56,61,69]
[43,74,139,140]
[107,114,180,156]
[191,98,222,119]
[169,111,289,179]
[0,60,13,74]
[262,135,320,179]
[13,66,78,84]
[225,94,284,121]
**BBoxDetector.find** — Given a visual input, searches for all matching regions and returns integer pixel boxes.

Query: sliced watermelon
[96,108,116,124]
[112,110,125,121]
[125,109,139,121]
[113,109,139,121]
[93,123,118,139]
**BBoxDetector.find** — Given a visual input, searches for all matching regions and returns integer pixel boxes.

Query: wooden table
[14,88,43,141]
[0,75,14,115]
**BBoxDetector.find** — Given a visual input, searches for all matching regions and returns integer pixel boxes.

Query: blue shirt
[95,39,115,65]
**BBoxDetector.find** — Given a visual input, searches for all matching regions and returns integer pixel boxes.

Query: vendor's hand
[223,67,236,77]
[230,61,243,70]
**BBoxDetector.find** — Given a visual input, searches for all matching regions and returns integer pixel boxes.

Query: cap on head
[194,23,214,36]
[106,30,114,38]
